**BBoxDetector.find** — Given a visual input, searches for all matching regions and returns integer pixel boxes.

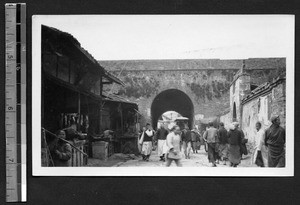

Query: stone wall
[242,93,272,143]
[219,111,232,130]
[271,81,286,127]
[241,78,286,144]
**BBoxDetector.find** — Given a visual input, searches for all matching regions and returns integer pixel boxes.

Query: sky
[35,15,294,60]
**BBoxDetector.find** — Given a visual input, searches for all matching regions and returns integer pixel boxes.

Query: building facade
[220,62,286,146]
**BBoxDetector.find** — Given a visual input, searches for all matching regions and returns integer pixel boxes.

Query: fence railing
[42,128,88,167]
[69,140,87,166]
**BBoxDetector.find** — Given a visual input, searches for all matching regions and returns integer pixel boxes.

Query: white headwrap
[145,130,153,136]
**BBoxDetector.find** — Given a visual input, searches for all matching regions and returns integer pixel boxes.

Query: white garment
[157,139,168,156]
[145,130,154,136]
[141,141,152,155]
[166,132,181,152]
[252,129,268,166]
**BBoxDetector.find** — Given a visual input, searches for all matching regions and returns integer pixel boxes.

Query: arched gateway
[151,89,194,129]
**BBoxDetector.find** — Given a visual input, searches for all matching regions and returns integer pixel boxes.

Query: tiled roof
[242,76,286,104]
[42,25,124,85]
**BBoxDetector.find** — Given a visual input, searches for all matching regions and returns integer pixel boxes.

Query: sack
[139,132,144,145]
[204,142,208,152]
[240,143,248,155]
[242,138,248,144]
[167,151,181,160]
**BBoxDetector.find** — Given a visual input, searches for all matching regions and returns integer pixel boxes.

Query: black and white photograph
[32,15,294,176]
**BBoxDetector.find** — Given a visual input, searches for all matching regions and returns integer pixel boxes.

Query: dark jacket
[143,130,154,142]
[227,129,242,145]
[239,128,248,155]
[156,128,169,140]
[203,127,218,143]
[265,124,285,148]
[51,140,72,167]
[181,129,192,142]
[218,127,228,144]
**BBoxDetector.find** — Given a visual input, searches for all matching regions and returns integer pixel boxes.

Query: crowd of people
[138,115,286,168]
[48,115,285,168]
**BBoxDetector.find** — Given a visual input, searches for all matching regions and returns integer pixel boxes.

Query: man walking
[252,121,268,167]
[235,123,248,158]
[217,122,229,165]
[203,122,218,167]
[166,125,182,167]
[156,123,169,162]
[181,124,192,159]
[265,115,285,167]
[191,126,201,154]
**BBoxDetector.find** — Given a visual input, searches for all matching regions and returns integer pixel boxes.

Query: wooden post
[78,92,81,131]
[99,76,103,134]
[56,55,59,78]
[68,57,71,83]
[120,103,123,136]
[41,62,44,130]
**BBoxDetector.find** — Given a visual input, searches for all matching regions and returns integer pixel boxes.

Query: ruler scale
[5,3,26,202]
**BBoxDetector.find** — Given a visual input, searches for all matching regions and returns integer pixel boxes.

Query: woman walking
[140,123,155,161]
[166,125,182,167]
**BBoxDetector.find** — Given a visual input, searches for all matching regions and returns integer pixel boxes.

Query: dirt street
[116,147,254,167]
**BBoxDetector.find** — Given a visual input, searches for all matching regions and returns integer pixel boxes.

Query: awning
[174,117,189,121]
[102,69,124,86]
[102,91,137,107]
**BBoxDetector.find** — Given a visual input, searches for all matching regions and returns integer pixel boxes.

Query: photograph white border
[32,15,294,176]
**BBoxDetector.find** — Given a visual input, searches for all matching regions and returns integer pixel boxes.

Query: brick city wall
[100,59,284,126]
[105,69,235,126]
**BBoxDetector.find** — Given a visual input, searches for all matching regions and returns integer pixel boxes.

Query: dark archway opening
[233,102,237,121]
[151,89,194,129]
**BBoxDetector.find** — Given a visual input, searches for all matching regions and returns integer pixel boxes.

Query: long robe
[252,129,268,167]
[141,141,152,156]
[156,128,169,156]
[228,145,241,164]
[265,124,285,167]
[166,132,182,166]
[227,129,242,165]
[157,139,168,156]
